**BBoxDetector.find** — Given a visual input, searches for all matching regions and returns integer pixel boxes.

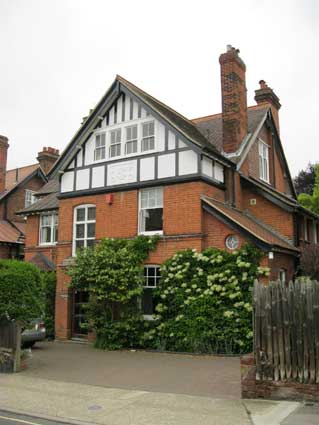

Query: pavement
[0,341,307,425]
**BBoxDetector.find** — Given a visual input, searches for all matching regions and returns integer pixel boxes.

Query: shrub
[300,244,319,280]
[144,244,267,354]
[0,260,43,323]
[68,236,159,349]
[41,271,56,338]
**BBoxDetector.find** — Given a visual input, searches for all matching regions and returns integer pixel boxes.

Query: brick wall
[4,175,44,222]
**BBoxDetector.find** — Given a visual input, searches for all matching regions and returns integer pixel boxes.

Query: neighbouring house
[0,137,59,260]
[19,46,319,340]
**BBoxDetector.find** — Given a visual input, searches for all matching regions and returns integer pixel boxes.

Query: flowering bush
[144,244,267,354]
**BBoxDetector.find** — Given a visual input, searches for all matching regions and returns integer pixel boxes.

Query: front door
[72,290,89,338]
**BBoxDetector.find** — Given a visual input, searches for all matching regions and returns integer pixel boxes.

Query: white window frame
[125,124,138,155]
[72,204,96,256]
[142,265,161,319]
[109,128,122,158]
[138,187,163,236]
[39,213,58,246]
[279,269,286,284]
[25,189,36,208]
[141,120,155,152]
[258,139,270,183]
[93,117,157,163]
[94,133,106,161]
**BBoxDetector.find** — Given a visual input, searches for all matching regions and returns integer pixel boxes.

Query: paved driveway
[23,341,241,399]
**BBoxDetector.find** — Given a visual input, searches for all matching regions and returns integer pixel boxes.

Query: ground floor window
[142,265,161,316]
[279,269,286,284]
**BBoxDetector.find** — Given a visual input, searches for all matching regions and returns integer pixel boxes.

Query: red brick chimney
[219,45,248,154]
[254,80,281,134]
[37,147,60,175]
[0,135,9,194]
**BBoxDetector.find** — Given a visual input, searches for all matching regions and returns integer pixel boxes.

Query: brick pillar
[0,135,9,194]
[219,45,248,154]
[254,80,281,134]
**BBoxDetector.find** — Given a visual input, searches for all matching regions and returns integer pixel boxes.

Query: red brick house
[20,46,319,340]
[0,136,59,260]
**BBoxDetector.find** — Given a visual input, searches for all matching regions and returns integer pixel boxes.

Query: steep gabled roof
[0,164,47,201]
[18,191,59,215]
[202,196,299,254]
[35,178,59,196]
[49,76,233,177]
[0,220,24,244]
[193,104,269,156]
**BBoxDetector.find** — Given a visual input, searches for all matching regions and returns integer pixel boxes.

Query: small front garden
[68,237,269,355]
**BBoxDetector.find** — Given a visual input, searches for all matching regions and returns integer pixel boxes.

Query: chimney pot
[254,81,281,133]
[0,135,9,194]
[37,146,60,175]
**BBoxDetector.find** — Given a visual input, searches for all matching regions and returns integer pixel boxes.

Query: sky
[0,0,318,177]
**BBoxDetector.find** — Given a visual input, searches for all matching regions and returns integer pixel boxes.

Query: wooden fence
[253,279,319,383]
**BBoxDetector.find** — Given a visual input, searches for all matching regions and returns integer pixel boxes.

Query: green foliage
[68,236,159,349]
[298,164,319,214]
[0,260,43,323]
[144,245,266,354]
[41,271,56,338]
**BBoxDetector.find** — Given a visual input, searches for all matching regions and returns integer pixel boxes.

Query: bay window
[39,213,58,245]
[139,187,163,235]
[73,205,96,254]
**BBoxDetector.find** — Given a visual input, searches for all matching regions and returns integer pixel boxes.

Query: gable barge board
[58,174,226,200]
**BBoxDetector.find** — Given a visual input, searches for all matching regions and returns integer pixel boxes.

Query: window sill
[139,231,163,236]
[38,243,57,247]
[143,314,156,321]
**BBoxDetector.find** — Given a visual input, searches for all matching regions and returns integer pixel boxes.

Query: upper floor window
[142,265,161,317]
[94,134,106,161]
[39,213,58,245]
[73,205,96,255]
[258,140,269,183]
[125,125,138,155]
[109,129,121,158]
[141,121,155,152]
[25,190,36,208]
[139,187,163,235]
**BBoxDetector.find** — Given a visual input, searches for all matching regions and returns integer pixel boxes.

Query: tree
[298,164,319,214]
[294,163,316,196]
[0,260,43,323]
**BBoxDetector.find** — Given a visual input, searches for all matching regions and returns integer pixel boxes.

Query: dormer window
[258,140,269,183]
[125,125,138,155]
[94,134,106,161]
[141,121,155,152]
[25,190,36,208]
[109,129,121,158]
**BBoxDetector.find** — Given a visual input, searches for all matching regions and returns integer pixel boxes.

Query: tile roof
[18,192,59,215]
[202,196,299,253]
[0,220,24,244]
[0,163,41,200]
[117,76,224,158]
[193,105,269,153]
[35,178,59,196]
[29,252,56,271]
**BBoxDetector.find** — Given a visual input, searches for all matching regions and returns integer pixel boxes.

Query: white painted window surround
[39,213,58,246]
[258,139,270,183]
[139,187,163,235]
[72,204,96,256]
[142,265,161,318]
[93,117,158,164]
[25,190,36,208]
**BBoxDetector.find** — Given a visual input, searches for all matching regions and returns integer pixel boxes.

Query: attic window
[258,140,269,183]
[94,134,106,161]
[141,121,155,152]
[109,129,121,158]
[25,190,36,208]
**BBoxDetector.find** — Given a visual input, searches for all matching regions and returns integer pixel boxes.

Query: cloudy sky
[0,0,318,176]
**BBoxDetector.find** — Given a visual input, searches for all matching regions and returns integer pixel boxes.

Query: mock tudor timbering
[20,46,319,340]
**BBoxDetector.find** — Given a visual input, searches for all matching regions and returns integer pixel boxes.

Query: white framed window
[258,140,269,183]
[109,129,121,158]
[139,187,163,235]
[25,190,36,208]
[39,213,58,245]
[73,204,96,255]
[142,265,161,317]
[141,121,155,152]
[279,269,286,284]
[125,125,138,155]
[94,133,106,161]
